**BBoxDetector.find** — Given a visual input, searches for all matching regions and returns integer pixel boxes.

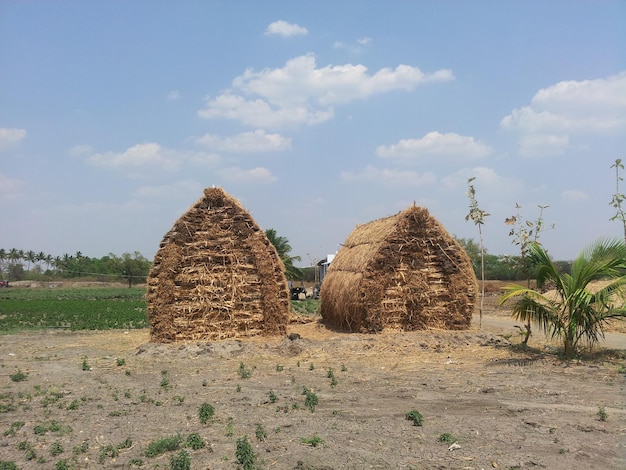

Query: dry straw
[147,187,290,342]
[320,205,478,332]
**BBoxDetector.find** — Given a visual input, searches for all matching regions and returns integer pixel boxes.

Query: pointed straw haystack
[320,205,477,332]
[147,187,290,342]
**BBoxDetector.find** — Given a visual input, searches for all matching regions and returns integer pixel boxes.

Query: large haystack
[320,205,477,332]
[147,187,290,342]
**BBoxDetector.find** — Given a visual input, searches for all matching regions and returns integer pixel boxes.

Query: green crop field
[0,286,148,332]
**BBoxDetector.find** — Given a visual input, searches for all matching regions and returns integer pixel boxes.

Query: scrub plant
[465,177,489,327]
[504,202,552,344]
[609,158,626,244]
[300,435,324,447]
[144,434,182,458]
[500,239,626,358]
[238,362,252,379]
[198,403,215,424]
[255,424,266,441]
[235,436,255,470]
[169,449,191,470]
[9,370,27,382]
[302,387,318,412]
[185,433,205,450]
[405,410,423,426]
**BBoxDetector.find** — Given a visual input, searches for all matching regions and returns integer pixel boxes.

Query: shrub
[169,450,191,470]
[198,403,215,424]
[9,370,27,382]
[185,433,205,450]
[144,434,182,458]
[406,410,423,426]
[235,436,255,470]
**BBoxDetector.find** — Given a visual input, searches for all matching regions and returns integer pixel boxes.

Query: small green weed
[81,357,90,371]
[116,358,125,366]
[0,462,18,470]
[169,449,191,470]
[406,410,423,426]
[438,433,456,443]
[225,417,234,437]
[9,370,27,382]
[268,390,277,403]
[198,403,215,424]
[302,387,318,412]
[300,435,324,447]
[72,441,89,455]
[160,370,170,388]
[598,406,608,422]
[50,441,64,457]
[144,434,182,458]
[98,445,118,463]
[185,433,205,450]
[235,436,255,470]
[309,363,315,371]
[54,460,70,470]
[255,424,266,441]
[238,362,252,379]
[3,421,24,437]
[276,364,284,372]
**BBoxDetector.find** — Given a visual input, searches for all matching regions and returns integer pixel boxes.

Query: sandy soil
[1,302,625,470]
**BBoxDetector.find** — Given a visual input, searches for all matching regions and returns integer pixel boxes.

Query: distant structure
[147,187,290,342]
[320,205,478,332]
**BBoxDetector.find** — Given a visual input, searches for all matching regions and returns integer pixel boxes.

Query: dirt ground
[1,294,625,469]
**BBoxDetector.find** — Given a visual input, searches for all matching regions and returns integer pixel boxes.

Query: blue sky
[1,1,625,264]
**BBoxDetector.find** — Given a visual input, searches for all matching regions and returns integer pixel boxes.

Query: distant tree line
[455,238,571,280]
[0,248,152,287]
[0,240,573,287]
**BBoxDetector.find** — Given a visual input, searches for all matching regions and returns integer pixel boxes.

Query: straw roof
[320,205,477,332]
[147,187,290,342]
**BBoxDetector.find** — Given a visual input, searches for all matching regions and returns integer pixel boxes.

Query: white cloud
[340,165,436,187]
[86,143,221,174]
[333,37,372,53]
[561,189,589,203]
[519,134,569,158]
[199,55,453,128]
[264,20,308,37]
[87,143,180,170]
[441,167,522,196]
[218,166,277,184]
[69,144,94,157]
[133,180,204,199]
[0,173,25,201]
[501,71,626,156]
[0,128,27,151]
[198,93,334,128]
[377,131,491,161]
[195,129,292,152]
[167,90,181,101]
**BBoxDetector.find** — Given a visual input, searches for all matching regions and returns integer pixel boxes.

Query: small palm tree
[500,239,626,358]
[265,229,302,280]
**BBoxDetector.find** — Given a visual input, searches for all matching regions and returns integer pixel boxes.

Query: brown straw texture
[147,187,290,342]
[320,205,477,332]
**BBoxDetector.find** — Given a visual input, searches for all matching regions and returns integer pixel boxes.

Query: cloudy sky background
[1,1,624,265]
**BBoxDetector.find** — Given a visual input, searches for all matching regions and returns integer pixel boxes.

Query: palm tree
[265,229,302,280]
[499,239,626,358]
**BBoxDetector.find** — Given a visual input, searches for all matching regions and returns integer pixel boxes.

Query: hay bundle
[320,205,477,332]
[147,187,290,342]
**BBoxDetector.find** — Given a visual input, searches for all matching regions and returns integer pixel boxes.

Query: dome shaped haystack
[147,187,290,342]
[320,205,477,332]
